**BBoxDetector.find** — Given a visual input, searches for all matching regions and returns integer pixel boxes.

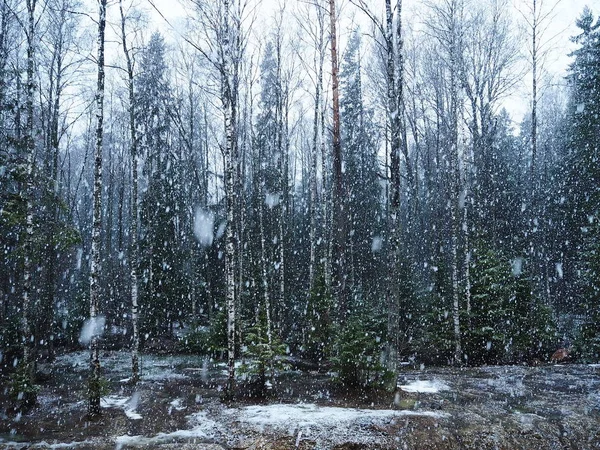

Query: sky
[140,0,594,122]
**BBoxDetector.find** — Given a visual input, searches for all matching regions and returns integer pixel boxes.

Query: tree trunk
[449,9,462,365]
[385,0,402,379]
[88,0,107,417]
[328,0,347,321]
[119,0,140,384]
[309,21,324,295]
[21,0,37,394]
[222,0,237,399]
[531,0,537,182]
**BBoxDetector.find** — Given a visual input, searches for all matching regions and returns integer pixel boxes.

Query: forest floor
[1,351,600,449]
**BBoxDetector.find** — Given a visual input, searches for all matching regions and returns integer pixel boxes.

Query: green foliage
[416,300,456,366]
[0,313,21,370]
[87,374,110,403]
[8,362,39,413]
[240,317,287,391]
[565,8,600,350]
[178,311,228,357]
[303,272,333,362]
[331,309,387,388]
[576,221,600,362]
[464,244,556,365]
[577,319,600,362]
[178,325,212,354]
[414,262,456,365]
[178,318,226,356]
[137,32,187,338]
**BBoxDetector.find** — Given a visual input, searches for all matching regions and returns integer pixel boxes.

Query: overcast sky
[139,0,594,121]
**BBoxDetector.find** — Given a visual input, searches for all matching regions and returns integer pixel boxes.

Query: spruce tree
[137,33,185,339]
[566,8,600,360]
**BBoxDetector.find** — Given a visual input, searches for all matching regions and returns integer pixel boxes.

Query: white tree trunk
[222,0,237,399]
[449,5,462,365]
[119,0,140,384]
[21,0,37,389]
[89,0,107,417]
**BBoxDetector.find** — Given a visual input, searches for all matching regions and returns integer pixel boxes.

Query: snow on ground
[169,398,186,414]
[113,403,448,449]
[398,379,450,393]
[115,410,222,449]
[0,440,94,448]
[101,394,142,420]
[223,403,447,429]
[142,372,189,382]
[216,403,448,447]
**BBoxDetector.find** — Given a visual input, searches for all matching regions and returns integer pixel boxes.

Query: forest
[1,0,600,422]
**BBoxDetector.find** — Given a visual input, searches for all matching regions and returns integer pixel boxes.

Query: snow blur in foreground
[398,379,451,393]
[78,316,105,346]
[193,208,215,246]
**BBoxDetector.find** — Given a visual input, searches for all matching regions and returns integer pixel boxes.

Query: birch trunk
[530,0,540,302]
[222,0,237,399]
[385,0,401,378]
[88,0,107,417]
[449,6,462,365]
[21,0,37,390]
[119,0,140,384]
[258,140,273,382]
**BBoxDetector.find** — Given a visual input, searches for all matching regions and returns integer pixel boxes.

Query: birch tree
[15,0,39,407]
[425,0,465,364]
[119,0,140,383]
[188,0,246,397]
[88,0,107,417]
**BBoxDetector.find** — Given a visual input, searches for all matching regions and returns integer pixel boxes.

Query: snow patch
[0,441,94,448]
[115,410,221,449]
[398,379,450,393]
[169,398,186,414]
[556,262,563,279]
[224,403,446,431]
[144,372,189,382]
[101,394,142,420]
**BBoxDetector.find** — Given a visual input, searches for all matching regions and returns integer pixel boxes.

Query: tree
[328,0,348,323]
[465,243,554,365]
[17,0,39,406]
[88,0,108,418]
[119,0,140,383]
[566,8,600,360]
[137,32,185,339]
[339,29,383,311]
[425,0,466,365]
[36,0,83,365]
